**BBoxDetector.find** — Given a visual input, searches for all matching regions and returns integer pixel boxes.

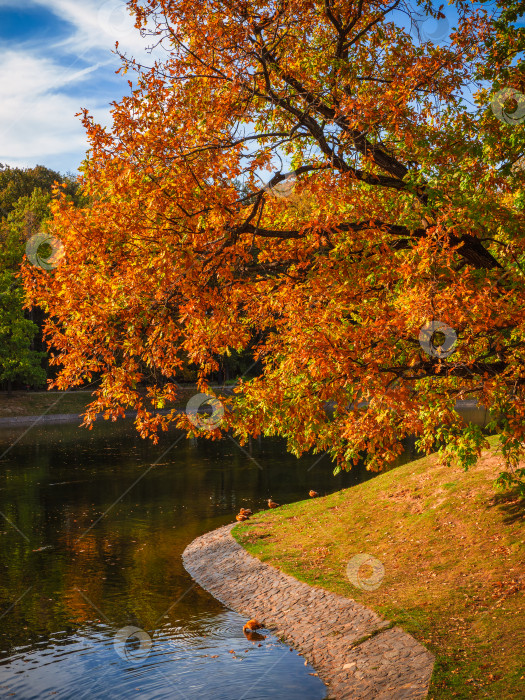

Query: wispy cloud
[0,0,157,172]
[0,51,108,167]
[36,0,154,58]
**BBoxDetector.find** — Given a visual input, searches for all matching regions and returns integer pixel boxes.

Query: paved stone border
[183,523,434,700]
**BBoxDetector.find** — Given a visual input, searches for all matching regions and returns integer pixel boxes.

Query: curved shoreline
[0,397,482,428]
[0,409,176,428]
[183,523,434,700]
[0,413,91,427]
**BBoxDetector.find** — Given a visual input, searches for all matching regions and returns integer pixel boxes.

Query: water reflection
[0,405,487,698]
[0,420,353,699]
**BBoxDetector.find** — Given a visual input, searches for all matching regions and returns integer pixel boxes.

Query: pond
[0,405,487,699]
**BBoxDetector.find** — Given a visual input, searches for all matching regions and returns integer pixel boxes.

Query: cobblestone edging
[183,523,434,700]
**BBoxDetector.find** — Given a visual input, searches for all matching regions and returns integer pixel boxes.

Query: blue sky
[0,1,507,177]
[0,0,156,174]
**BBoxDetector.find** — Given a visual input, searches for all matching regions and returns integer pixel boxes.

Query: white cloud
[0,0,158,171]
[25,0,156,61]
[63,0,152,56]
[0,50,110,164]
[0,52,101,100]
[0,0,152,56]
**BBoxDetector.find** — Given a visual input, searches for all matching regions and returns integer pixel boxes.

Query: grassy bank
[233,436,524,699]
[0,387,204,419]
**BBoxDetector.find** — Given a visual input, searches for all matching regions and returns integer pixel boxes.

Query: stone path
[183,523,434,700]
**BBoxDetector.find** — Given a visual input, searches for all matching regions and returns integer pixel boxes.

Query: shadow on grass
[486,488,525,524]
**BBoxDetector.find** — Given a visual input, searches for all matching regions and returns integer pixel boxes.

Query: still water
[0,406,486,699]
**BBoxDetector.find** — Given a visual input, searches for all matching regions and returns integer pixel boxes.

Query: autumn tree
[24,0,525,476]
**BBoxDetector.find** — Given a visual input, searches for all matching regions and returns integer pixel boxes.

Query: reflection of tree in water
[0,410,488,657]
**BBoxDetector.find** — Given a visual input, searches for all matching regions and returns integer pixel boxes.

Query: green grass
[232,435,525,699]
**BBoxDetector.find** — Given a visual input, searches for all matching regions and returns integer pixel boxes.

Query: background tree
[0,272,46,393]
[0,165,83,391]
[24,0,525,478]
[0,164,81,219]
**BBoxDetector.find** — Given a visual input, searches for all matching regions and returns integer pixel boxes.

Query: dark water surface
[0,407,486,699]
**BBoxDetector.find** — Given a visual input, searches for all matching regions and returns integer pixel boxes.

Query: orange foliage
[23,1,525,473]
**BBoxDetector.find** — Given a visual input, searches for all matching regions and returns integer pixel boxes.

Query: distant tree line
[0,164,82,393]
